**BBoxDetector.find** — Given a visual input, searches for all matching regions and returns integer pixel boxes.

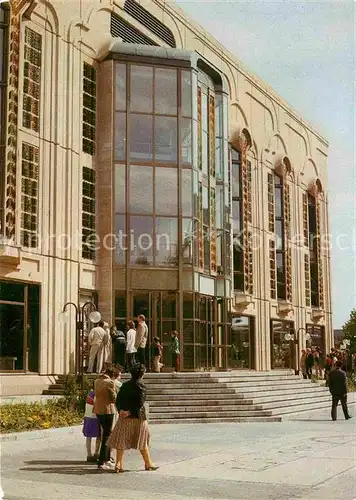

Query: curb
[0,425,82,442]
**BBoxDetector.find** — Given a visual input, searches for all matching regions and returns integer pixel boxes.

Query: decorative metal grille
[269,239,277,299]
[208,91,215,177]
[284,182,292,302]
[197,87,202,171]
[304,253,311,306]
[198,182,203,269]
[316,200,324,309]
[302,192,309,246]
[241,146,253,294]
[22,27,41,132]
[20,143,39,247]
[82,166,96,260]
[210,187,216,273]
[110,12,157,46]
[267,172,275,232]
[123,0,176,48]
[82,63,96,155]
[5,13,20,240]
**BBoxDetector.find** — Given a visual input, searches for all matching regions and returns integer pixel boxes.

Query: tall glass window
[232,149,244,291]
[114,63,193,267]
[308,194,319,306]
[274,174,286,299]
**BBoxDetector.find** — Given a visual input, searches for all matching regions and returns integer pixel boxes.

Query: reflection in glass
[232,201,241,234]
[216,230,223,274]
[155,168,178,215]
[276,220,284,250]
[130,114,153,161]
[202,186,209,225]
[115,214,126,264]
[27,285,40,372]
[181,71,192,117]
[181,118,192,164]
[183,293,194,318]
[157,292,177,318]
[182,218,193,265]
[115,165,125,213]
[130,216,153,265]
[115,291,126,317]
[201,92,208,131]
[115,64,126,111]
[130,65,153,113]
[271,320,293,369]
[154,68,177,115]
[0,303,24,370]
[155,217,178,266]
[155,116,177,163]
[215,140,223,180]
[275,189,282,218]
[216,186,223,229]
[202,131,208,175]
[130,166,153,214]
[182,170,192,216]
[229,315,254,369]
[115,112,126,161]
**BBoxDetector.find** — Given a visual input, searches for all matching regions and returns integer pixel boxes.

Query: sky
[176,0,355,329]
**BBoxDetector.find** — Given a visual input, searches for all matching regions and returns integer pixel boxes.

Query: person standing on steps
[135,314,148,368]
[328,360,352,421]
[170,331,180,372]
[126,320,137,371]
[88,321,106,374]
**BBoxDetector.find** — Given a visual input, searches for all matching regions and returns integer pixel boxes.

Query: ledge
[0,241,21,265]
[233,292,254,307]
[277,301,294,314]
[311,308,325,320]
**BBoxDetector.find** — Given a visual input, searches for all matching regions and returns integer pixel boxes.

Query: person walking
[82,386,101,463]
[135,315,148,368]
[126,320,137,371]
[300,349,307,379]
[170,331,180,372]
[93,367,120,470]
[103,322,112,370]
[88,321,106,373]
[305,348,314,379]
[328,360,352,421]
[107,364,158,473]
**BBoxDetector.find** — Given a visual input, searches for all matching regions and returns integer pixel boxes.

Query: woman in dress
[103,322,112,370]
[107,363,158,473]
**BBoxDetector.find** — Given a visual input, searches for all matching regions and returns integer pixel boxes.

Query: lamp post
[58,301,101,388]
[284,328,311,375]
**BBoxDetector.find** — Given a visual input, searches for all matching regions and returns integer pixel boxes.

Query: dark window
[22,28,42,132]
[274,174,286,299]
[110,12,157,45]
[82,63,96,155]
[232,149,244,291]
[21,143,39,248]
[308,195,319,306]
[82,166,96,260]
[123,0,176,48]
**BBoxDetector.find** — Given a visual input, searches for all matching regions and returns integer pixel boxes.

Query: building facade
[0,0,332,376]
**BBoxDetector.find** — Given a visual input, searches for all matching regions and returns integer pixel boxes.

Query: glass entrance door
[270,320,294,369]
[0,303,25,370]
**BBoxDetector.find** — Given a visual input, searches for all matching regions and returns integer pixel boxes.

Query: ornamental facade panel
[302,192,309,247]
[269,239,277,299]
[304,253,311,307]
[284,182,292,302]
[22,27,42,132]
[20,143,39,248]
[267,172,275,232]
[241,146,253,294]
[316,200,324,309]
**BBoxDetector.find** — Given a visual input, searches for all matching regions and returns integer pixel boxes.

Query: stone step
[251,392,329,404]
[220,380,317,389]
[258,395,330,410]
[271,400,332,416]
[43,389,65,396]
[149,404,261,413]
[149,409,272,419]
[232,385,328,395]
[151,416,282,423]
[147,388,236,395]
[149,398,253,406]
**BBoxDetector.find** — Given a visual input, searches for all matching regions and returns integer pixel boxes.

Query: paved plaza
[1,405,355,500]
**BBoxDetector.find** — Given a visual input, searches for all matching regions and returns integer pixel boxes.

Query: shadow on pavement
[25,460,88,466]
[20,464,135,475]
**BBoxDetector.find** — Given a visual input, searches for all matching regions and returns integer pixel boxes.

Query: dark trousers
[331,394,350,421]
[306,365,313,379]
[97,414,114,465]
[172,353,180,372]
[126,352,136,371]
[137,347,146,367]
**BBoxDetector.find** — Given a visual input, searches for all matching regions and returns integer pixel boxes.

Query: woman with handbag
[107,363,158,473]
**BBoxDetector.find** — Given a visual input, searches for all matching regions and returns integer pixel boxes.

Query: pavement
[0,404,355,500]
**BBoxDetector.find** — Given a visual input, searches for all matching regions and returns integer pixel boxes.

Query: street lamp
[58,301,101,387]
[284,328,311,375]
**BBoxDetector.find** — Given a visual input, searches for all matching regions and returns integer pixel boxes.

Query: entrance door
[228,315,255,369]
[270,320,294,369]
[0,281,40,372]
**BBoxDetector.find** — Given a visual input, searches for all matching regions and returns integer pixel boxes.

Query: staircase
[43,370,333,423]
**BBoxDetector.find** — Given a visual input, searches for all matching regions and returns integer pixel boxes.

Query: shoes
[93,454,99,460]
[87,456,98,463]
[346,415,352,420]
[98,462,115,471]
[115,467,125,473]
[145,466,159,471]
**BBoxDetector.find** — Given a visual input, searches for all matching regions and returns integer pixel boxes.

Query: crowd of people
[83,363,158,472]
[300,346,354,383]
[86,314,181,374]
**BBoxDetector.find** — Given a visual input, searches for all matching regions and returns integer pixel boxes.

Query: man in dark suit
[328,361,352,421]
